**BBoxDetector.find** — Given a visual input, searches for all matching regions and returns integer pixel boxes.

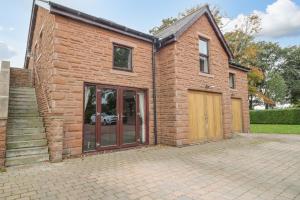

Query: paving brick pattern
[0,134,299,200]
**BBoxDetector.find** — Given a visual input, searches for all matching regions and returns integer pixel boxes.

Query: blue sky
[1,0,300,67]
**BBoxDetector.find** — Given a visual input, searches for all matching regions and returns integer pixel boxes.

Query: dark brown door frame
[83,82,149,152]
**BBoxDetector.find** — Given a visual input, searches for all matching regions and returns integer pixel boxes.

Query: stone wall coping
[0,61,10,119]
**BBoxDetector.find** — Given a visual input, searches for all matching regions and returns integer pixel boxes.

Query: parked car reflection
[90,113,118,125]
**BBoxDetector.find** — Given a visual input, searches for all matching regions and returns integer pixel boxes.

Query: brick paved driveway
[0,134,300,200]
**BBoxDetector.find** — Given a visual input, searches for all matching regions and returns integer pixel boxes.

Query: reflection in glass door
[122,90,137,144]
[83,84,147,151]
[83,85,96,152]
[99,88,118,147]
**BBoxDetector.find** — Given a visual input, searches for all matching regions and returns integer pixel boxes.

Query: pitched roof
[154,6,207,39]
[154,5,233,59]
[25,1,234,68]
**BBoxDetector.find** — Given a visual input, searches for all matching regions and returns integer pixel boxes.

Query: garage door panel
[188,91,206,141]
[206,94,215,140]
[213,94,223,139]
[188,91,223,142]
[232,98,243,133]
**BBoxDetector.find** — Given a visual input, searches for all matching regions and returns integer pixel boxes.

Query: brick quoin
[27,6,249,158]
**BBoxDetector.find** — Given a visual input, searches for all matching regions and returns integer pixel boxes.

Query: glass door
[97,87,118,148]
[121,90,137,146]
[83,84,147,152]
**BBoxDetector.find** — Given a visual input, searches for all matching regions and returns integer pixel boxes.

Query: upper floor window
[113,44,132,71]
[199,38,209,73]
[229,73,235,89]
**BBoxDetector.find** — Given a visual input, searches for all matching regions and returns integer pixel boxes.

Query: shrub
[250,109,300,124]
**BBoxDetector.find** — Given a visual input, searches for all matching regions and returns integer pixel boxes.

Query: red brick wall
[10,68,32,88]
[157,14,249,145]
[27,8,64,161]
[229,68,250,133]
[0,119,7,167]
[156,43,178,145]
[28,7,55,117]
[50,14,154,156]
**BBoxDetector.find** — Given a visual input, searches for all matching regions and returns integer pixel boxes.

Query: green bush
[250,109,300,124]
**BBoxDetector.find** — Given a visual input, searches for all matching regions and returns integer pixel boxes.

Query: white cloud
[0,42,17,60]
[221,0,300,38]
[0,26,3,31]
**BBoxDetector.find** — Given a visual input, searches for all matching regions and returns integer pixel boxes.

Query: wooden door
[206,93,223,140]
[188,91,206,141]
[231,98,243,133]
[188,91,223,142]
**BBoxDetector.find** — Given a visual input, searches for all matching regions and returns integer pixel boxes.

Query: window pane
[101,89,117,146]
[138,92,146,144]
[83,85,96,152]
[200,57,209,73]
[123,90,136,144]
[229,73,235,88]
[113,46,132,69]
[199,39,208,55]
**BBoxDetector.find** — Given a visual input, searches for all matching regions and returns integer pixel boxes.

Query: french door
[83,84,147,152]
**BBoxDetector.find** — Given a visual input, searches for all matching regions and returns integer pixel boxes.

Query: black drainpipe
[152,39,158,145]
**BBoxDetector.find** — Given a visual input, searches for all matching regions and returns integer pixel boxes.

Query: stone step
[8,109,39,114]
[9,95,36,100]
[7,121,44,128]
[8,113,40,118]
[9,98,37,103]
[10,87,34,90]
[10,88,34,92]
[6,147,48,158]
[7,139,47,149]
[8,106,38,110]
[7,127,45,135]
[7,133,46,142]
[5,154,49,167]
[8,117,43,122]
[10,90,35,94]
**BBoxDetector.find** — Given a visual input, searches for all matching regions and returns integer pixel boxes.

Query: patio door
[83,84,147,152]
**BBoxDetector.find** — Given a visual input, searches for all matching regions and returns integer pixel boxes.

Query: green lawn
[250,124,300,135]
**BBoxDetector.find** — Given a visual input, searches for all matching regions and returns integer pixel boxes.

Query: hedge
[250,109,300,124]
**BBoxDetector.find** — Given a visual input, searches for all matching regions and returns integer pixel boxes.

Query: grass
[250,124,300,135]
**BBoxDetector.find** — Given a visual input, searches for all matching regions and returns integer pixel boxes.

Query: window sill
[199,72,214,78]
[110,69,137,76]
[230,88,238,92]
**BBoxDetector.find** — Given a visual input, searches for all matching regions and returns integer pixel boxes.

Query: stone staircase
[6,87,49,166]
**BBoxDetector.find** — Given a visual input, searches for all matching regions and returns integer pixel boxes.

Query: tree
[254,42,285,108]
[264,71,287,109]
[280,46,300,105]
[149,4,223,35]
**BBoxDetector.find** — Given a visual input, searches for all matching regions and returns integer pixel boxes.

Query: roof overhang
[229,61,251,72]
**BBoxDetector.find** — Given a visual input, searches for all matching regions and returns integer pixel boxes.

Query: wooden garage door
[188,91,223,142]
[231,98,243,133]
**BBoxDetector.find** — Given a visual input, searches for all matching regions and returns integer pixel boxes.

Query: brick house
[0,1,250,166]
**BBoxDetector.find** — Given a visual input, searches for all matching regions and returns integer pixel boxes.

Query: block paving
[0,134,299,200]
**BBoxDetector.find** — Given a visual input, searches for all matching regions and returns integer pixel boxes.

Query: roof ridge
[154,4,208,36]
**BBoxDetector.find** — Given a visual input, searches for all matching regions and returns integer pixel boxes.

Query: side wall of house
[52,15,154,156]
[172,14,249,145]
[229,68,250,133]
[27,8,64,161]
[27,7,56,117]
[156,43,177,145]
